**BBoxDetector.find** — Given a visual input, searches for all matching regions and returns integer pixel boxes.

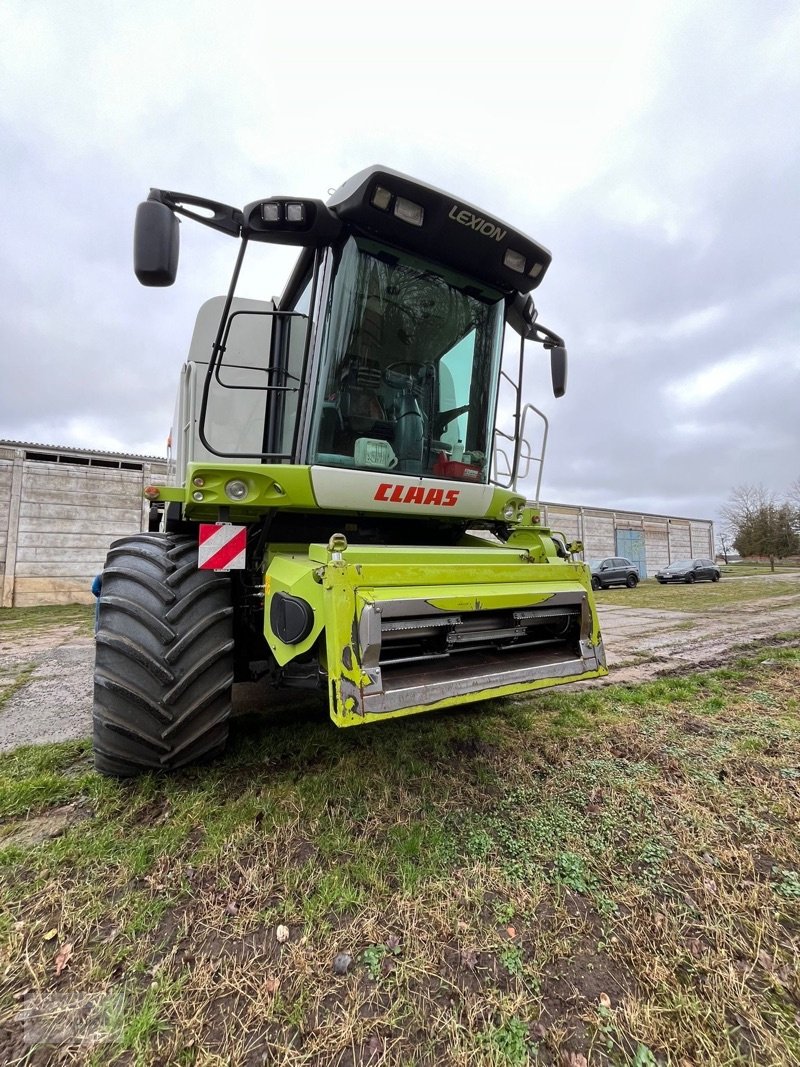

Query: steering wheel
[383,361,434,390]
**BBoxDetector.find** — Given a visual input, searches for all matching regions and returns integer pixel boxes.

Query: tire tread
[93,533,233,777]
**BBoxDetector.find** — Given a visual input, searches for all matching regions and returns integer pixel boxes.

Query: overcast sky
[1,0,797,525]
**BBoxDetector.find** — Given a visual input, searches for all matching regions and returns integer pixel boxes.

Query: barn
[1,440,714,606]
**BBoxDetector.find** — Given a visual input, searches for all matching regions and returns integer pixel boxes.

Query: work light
[394,196,424,227]
[503,249,526,273]
[371,186,393,211]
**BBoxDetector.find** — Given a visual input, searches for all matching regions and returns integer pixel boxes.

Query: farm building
[539,501,715,579]
[1,440,714,607]
[0,441,167,608]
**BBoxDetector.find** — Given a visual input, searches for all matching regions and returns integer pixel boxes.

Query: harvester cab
[92,166,606,777]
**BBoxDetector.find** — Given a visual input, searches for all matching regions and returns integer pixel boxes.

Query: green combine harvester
[93,166,607,776]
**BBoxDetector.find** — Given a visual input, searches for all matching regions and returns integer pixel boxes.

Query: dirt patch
[583,594,800,688]
[0,804,91,848]
[0,624,88,662]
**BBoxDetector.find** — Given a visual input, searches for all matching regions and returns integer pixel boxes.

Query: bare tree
[719,533,732,565]
[721,484,769,548]
[722,484,800,572]
[721,484,770,524]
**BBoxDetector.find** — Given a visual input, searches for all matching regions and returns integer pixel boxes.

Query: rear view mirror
[550,345,567,398]
[134,200,179,286]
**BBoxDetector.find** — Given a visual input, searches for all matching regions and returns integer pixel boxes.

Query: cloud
[663,353,763,408]
[666,305,729,340]
[0,0,797,527]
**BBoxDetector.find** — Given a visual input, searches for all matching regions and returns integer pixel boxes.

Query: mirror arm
[506,292,538,337]
[148,188,243,237]
[529,321,565,349]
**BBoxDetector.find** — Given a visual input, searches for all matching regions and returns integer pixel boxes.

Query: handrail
[514,403,549,501]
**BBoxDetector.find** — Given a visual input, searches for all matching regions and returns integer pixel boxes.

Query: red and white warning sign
[198,523,247,571]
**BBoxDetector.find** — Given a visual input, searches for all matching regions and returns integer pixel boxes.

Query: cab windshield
[309,237,505,481]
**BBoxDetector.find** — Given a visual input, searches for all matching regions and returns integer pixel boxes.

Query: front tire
[685,573,696,584]
[712,573,720,582]
[93,533,234,777]
[591,576,601,591]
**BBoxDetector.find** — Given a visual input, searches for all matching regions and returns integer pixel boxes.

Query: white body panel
[310,466,494,517]
[171,296,277,484]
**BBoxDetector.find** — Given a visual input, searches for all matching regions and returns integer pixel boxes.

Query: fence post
[1,450,24,608]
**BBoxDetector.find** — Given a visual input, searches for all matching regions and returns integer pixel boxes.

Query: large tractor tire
[93,533,234,777]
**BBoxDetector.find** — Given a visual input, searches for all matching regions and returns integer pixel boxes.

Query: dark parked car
[589,557,639,589]
[654,558,720,584]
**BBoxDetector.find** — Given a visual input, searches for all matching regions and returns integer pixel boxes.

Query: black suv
[589,557,639,590]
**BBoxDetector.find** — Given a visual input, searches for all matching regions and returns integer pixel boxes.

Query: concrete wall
[1,443,167,607]
[539,501,714,578]
[643,520,670,572]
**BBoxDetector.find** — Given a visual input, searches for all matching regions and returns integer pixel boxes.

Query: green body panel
[262,538,606,727]
[264,551,326,666]
[181,464,317,521]
[156,463,525,523]
[504,524,569,563]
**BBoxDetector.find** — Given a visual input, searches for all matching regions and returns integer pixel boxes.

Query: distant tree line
[721,481,800,571]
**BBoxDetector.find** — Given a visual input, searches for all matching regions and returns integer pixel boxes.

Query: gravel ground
[1,585,800,753]
[0,636,95,752]
[595,593,800,680]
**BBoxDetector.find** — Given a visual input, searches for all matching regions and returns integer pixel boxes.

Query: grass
[0,604,94,636]
[1,633,799,1064]
[0,664,36,713]
[594,575,800,611]
[719,562,800,578]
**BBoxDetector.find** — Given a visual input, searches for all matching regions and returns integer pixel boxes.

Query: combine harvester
[93,166,607,776]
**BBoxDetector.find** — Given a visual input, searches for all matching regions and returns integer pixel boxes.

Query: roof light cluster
[503,248,544,280]
[370,185,425,227]
[242,196,342,246]
[261,200,308,225]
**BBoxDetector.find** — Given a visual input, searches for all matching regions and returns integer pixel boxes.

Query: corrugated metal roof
[0,439,167,462]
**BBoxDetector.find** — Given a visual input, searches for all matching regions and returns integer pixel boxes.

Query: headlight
[224,479,249,501]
